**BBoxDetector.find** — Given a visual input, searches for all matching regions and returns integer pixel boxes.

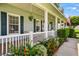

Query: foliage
[58,38,65,46]
[9,44,47,56]
[70,16,79,26]
[74,29,79,38]
[39,39,48,49]
[28,16,33,21]
[39,38,59,56]
[8,38,66,56]
[68,28,76,38]
[47,38,58,56]
[31,44,47,56]
[57,28,69,39]
[64,28,70,38]
[9,44,31,56]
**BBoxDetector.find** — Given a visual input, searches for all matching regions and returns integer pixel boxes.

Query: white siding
[0,4,44,34]
[24,17,33,33]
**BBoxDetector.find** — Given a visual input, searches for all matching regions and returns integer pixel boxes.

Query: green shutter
[1,11,7,35]
[33,19,36,32]
[20,16,24,34]
[41,20,43,32]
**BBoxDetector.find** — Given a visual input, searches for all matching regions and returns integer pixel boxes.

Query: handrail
[0,33,30,39]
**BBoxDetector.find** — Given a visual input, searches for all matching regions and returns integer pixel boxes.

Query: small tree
[70,16,79,27]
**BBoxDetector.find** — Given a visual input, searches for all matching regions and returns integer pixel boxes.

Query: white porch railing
[0,33,31,56]
[48,30,56,38]
[0,31,56,56]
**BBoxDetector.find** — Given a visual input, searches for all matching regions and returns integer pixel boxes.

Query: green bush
[47,38,58,56]
[39,38,58,56]
[57,28,69,39]
[68,28,75,38]
[31,44,47,56]
[58,38,65,46]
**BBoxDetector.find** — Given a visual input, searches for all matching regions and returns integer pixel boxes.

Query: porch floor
[54,38,78,56]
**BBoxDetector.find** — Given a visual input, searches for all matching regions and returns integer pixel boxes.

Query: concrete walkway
[54,38,78,56]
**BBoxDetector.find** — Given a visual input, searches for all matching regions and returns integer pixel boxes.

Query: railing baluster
[21,36,23,46]
[22,36,23,46]
[22,36,24,46]
[18,36,19,49]
[12,37,14,47]
[10,37,12,53]
[14,37,15,49]
[15,37,17,48]
[24,36,26,47]
[26,36,27,44]
[6,38,7,55]
[2,38,3,56]
[25,36,26,46]
[23,36,24,46]
[30,32,33,47]
[20,36,22,46]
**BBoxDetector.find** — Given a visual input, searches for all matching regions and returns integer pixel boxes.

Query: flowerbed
[8,37,65,56]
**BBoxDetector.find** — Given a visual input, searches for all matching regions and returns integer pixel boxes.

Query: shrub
[57,28,69,39]
[57,38,65,46]
[65,28,70,38]
[47,38,58,55]
[31,44,47,56]
[68,28,75,38]
[38,39,48,49]
[39,38,59,56]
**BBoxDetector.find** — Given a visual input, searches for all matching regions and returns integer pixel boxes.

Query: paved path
[54,38,78,56]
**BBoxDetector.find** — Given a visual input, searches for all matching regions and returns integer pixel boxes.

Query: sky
[60,3,79,18]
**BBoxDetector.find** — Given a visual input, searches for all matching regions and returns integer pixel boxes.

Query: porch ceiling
[9,3,44,16]
[32,3,67,21]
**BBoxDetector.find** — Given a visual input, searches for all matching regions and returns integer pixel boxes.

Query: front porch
[0,3,67,56]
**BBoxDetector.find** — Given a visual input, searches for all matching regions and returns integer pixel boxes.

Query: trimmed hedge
[57,28,69,39]
[68,28,75,38]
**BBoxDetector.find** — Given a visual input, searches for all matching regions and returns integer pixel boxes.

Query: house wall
[0,4,44,34]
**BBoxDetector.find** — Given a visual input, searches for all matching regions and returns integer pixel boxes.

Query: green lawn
[75,29,79,38]
[75,29,79,33]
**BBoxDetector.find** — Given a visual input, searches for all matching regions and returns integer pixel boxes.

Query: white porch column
[60,19,62,29]
[63,21,65,28]
[55,17,58,37]
[44,10,48,39]
[66,22,68,28]
[55,17,58,30]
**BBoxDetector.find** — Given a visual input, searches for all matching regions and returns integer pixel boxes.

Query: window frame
[7,13,20,35]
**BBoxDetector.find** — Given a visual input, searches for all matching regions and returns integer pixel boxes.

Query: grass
[75,29,79,33]
[75,29,79,38]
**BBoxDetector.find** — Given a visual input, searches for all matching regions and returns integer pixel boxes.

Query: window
[61,21,63,23]
[58,19,60,23]
[8,14,20,34]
